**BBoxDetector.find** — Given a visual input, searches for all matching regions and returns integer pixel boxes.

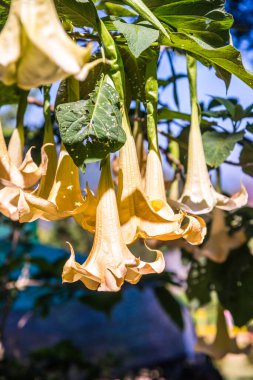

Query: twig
[224,160,241,166]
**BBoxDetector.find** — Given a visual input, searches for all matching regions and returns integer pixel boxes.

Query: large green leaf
[113,19,159,57]
[55,0,97,28]
[121,0,252,88]
[56,76,126,168]
[203,130,244,168]
[162,33,253,88]
[153,0,232,47]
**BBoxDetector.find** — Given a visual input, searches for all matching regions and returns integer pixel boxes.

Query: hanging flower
[117,112,206,246]
[144,148,206,245]
[0,122,48,220]
[179,57,247,214]
[18,147,97,231]
[62,157,165,292]
[0,0,97,89]
[195,305,251,359]
[117,128,182,245]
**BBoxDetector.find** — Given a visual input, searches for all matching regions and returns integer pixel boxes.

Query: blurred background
[0,0,253,379]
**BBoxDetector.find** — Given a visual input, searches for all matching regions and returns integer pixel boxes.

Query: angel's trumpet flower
[18,147,97,231]
[195,305,251,359]
[62,157,164,292]
[145,149,206,245]
[117,121,184,245]
[195,208,246,263]
[0,121,48,220]
[179,57,247,214]
[0,0,96,89]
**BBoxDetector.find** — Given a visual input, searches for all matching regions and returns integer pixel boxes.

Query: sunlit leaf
[113,19,159,57]
[55,0,97,28]
[56,76,126,168]
[203,131,244,168]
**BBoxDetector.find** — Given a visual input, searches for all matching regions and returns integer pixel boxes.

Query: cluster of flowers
[0,0,248,292]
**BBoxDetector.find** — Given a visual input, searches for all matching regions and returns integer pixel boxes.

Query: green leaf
[210,96,237,118]
[113,19,159,57]
[153,0,232,47]
[122,0,172,40]
[56,76,126,168]
[99,2,138,17]
[203,131,244,168]
[154,286,184,329]
[246,123,253,134]
[55,0,97,28]
[161,33,253,88]
[240,143,253,177]
[244,104,253,118]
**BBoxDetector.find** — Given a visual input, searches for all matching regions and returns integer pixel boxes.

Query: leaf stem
[43,86,54,144]
[145,50,159,152]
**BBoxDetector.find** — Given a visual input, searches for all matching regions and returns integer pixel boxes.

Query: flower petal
[215,183,248,211]
[0,186,20,220]
[0,0,93,89]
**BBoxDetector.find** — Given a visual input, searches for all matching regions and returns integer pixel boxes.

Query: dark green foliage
[56,76,126,169]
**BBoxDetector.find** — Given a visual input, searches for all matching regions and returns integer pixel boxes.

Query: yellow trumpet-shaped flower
[179,57,247,214]
[145,149,206,245]
[195,208,246,263]
[195,305,250,359]
[117,110,206,245]
[0,0,95,89]
[117,126,183,245]
[0,122,48,220]
[62,157,165,292]
[18,147,97,231]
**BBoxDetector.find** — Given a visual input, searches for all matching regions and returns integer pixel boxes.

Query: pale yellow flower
[195,208,246,263]
[0,0,95,89]
[117,130,182,245]
[179,101,248,214]
[62,157,165,292]
[195,305,251,359]
[117,111,206,245]
[18,147,96,231]
[144,148,206,245]
[0,121,48,220]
